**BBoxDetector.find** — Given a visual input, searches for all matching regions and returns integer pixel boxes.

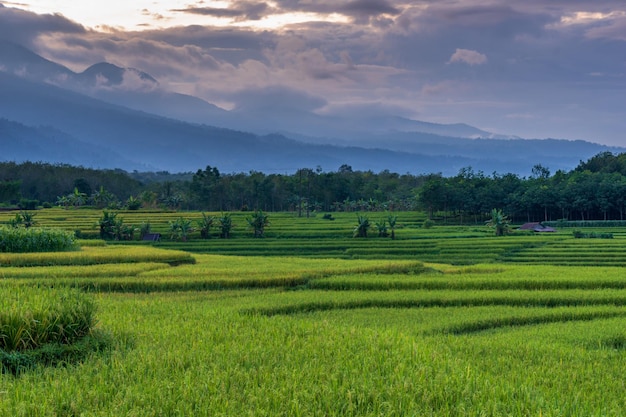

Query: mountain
[0,118,140,168]
[0,40,622,176]
[77,62,158,87]
[0,70,479,174]
[0,40,511,139]
[0,40,73,83]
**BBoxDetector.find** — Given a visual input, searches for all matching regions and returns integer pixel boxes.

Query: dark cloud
[2,2,626,145]
[268,0,400,23]
[231,85,327,113]
[0,5,85,47]
[172,2,270,21]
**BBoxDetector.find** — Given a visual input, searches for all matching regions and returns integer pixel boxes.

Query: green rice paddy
[2,208,626,415]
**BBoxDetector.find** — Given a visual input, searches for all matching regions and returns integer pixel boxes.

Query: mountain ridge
[0,40,622,176]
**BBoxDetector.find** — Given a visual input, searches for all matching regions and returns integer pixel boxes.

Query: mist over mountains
[0,40,621,176]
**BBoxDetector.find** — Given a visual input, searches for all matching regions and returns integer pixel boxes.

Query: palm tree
[197,212,215,239]
[19,211,36,228]
[246,210,270,238]
[375,218,388,237]
[98,211,118,240]
[91,186,116,209]
[69,187,87,208]
[218,213,233,239]
[169,217,194,241]
[353,214,370,238]
[387,213,398,240]
[486,208,510,236]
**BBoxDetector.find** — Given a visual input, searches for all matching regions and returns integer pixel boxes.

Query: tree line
[2,152,626,222]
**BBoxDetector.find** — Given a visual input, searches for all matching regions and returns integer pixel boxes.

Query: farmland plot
[2,237,626,416]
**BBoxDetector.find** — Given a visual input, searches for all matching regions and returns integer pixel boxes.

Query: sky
[1,1,625,146]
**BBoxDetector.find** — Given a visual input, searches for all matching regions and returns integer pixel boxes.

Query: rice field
[2,209,626,415]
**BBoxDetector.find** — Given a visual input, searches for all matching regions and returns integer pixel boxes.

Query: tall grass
[0,287,96,351]
[0,287,110,375]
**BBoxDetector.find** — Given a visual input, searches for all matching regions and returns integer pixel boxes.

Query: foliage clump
[97,211,135,241]
[0,226,78,253]
[169,217,194,241]
[573,231,614,239]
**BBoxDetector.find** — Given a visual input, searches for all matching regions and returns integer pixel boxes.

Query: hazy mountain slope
[0,118,138,168]
[1,41,622,176]
[0,71,486,174]
[0,40,73,82]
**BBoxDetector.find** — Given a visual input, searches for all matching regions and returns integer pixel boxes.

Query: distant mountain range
[0,40,622,175]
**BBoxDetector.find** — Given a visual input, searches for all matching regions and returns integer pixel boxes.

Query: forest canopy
[2,152,626,223]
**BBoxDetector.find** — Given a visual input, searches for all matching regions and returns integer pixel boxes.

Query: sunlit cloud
[447,49,487,66]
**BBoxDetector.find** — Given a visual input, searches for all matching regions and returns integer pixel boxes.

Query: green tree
[375,218,388,237]
[486,208,510,236]
[353,214,370,238]
[91,186,116,209]
[246,210,270,238]
[0,180,21,204]
[218,213,233,239]
[113,217,135,241]
[125,195,142,210]
[97,211,118,240]
[197,213,215,239]
[387,213,398,239]
[169,217,194,242]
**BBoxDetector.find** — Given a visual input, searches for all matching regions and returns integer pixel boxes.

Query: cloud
[230,85,327,113]
[0,5,86,47]
[448,48,487,65]
[2,2,626,145]
[171,2,271,21]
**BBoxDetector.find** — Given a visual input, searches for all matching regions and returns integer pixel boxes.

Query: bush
[18,199,39,210]
[0,227,78,252]
[573,230,613,239]
[422,219,435,229]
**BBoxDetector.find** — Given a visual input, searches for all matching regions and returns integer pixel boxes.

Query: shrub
[573,230,613,239]
[18,199,39,210]
[125,196,142,210]
[0,226,78,253]
[422,219,435,229]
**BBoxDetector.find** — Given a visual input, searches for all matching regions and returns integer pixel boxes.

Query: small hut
[519,222,556,232]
